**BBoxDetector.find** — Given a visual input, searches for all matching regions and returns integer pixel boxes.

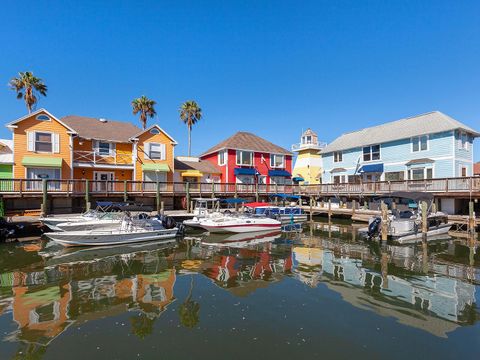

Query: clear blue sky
[1,0,479,160]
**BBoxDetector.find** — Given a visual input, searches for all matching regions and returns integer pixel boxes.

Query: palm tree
[132,95,157,130]
[179,100,202,156]
[178,275,200,328]
[9,71,47,113]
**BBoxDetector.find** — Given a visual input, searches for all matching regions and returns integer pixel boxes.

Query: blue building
[321,111,479,184]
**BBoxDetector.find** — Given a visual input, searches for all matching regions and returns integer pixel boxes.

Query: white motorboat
[46,216,179,247]
[41,211,98,231]
[198,215,281,233]
[55,212,124,232]
[245,202,308,224]
[183,198,222,229]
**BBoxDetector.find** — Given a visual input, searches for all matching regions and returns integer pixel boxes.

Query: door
[94,171,114,192]
[143,171,167,191]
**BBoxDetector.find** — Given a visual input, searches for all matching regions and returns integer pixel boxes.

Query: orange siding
[73,168,133,181]
[135,130,175,181]
[72,138,133,165]
[13,111,72,179]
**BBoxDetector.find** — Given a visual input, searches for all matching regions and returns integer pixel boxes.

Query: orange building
[6,109,177,184]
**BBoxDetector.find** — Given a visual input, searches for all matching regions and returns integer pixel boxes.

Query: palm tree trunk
[188,123,192,157]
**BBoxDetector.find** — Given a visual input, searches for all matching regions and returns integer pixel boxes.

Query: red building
[200,132,293,184]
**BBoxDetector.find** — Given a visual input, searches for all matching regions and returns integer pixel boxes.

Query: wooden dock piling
[381,201,388,241]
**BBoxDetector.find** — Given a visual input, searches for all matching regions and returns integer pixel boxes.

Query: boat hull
[46,228,178,247]
[56,220,121,232]
[393,224,452,244]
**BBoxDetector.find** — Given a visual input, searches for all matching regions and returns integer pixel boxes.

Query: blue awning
[292,176,305,182]
[268,170,292,177]
[234,168,257,176]
[358,164,384,173]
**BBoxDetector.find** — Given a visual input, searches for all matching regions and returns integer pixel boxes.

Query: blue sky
[1,0,479,160]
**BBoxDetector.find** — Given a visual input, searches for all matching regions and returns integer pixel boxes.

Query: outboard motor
[161,215,177,230]
[137,213,150,220]
[367,217,382,239]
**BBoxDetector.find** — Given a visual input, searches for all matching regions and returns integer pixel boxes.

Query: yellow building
[291,129,325,184]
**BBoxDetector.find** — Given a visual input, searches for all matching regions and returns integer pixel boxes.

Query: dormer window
[36,114,50,121]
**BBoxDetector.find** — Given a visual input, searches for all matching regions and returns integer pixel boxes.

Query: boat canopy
[193,198,220,202]
[269,193,301,200]
[234,168,258,176]
[268,170,292,177]
[244,202,271,208]
[221,198,247,204]
[358,164,384,173]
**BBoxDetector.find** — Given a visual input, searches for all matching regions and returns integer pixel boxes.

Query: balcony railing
[73,150,133,166]
[0,176,479,196]
[291,141,327,152]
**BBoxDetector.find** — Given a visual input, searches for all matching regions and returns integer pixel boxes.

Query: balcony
[73,150,133,167]
[291,141,327,152]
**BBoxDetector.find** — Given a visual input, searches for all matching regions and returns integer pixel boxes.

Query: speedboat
[198,215,281,233]
[244,202,308,224]
[46,215,179,247]
[183,198,221,228]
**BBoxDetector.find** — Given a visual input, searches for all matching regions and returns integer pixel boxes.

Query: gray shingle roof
[322,111,479,153]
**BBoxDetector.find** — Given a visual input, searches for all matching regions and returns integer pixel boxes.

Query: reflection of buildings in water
[292,246,478,337]
[201,246,293,296]
[3,267,176,346]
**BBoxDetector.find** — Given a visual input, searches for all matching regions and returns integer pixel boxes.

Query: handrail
[73,150,133,165]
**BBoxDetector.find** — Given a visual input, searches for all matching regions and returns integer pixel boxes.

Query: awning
[358,164,384,173]
[268,170,292,177]
[181,170,203,177]
[22,156,62,167]
[142,163,170,172]
[292,176,305,182]
[234,167,257,176]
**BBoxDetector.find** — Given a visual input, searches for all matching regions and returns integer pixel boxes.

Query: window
[218,150,227,166]
[461,166,467,177]
[150,128,160,135]
[270,176,286,185]
[333,175,346,184]
[236,150,253,166]
[36,114,50,121]
[270,154,285,168]
[258,175,267,184]
[333,151,343,163]
[459,132,469,150]
[303,135,312,144]
[385,171,405,181]
[348,175,361,184]
[35,132,52,152]
[149,143,164,160]
[363,144,380,161]
[412,135,428,152]
[408,167,433,180]
[97,141,111,156]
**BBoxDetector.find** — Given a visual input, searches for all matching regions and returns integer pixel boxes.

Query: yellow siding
[13,111,72,179]
[135,130,175,181]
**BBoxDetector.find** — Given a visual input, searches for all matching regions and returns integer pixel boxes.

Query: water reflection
[0,222,479,358]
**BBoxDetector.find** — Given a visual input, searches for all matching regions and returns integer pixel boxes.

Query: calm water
[0,221,479,360]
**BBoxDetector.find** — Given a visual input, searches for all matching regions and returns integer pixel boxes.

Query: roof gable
[61,115,141,143]
[6,108,77,133]
[130,124,178,144]
[201,131,292,156]
[323,111,480,153]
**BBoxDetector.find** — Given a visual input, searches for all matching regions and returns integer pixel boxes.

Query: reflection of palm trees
[178,276,200,328]
[130,312,155,339]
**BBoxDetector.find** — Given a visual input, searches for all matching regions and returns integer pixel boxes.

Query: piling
[160,201,164,214]
[351,200,356,216]
[381,201,388,241]
[85,179,91,211]
[255,183,259,202]
[211,182,215,199]
[41,179,48,216]
[156,181,161,214]
[468,201,475,236]
[328,199,332,222]
[421,201,428,236]
[123,180,128,202]
[381,252,388,289]
[309,196,313,223]
[186,182,191,213]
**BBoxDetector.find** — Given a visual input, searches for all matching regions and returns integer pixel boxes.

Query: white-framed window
[35,132,53,152]
[270,176,286,185]
[218,150,227,166]
[270,154,285,168]
[408,167,433,180]
[362,144,380,162]
[459,131,469,150]
[302,135,312,144]
[236,175,255,184]
[97,141,112,156]
[236,150,253,166]
[149,143,164,160]
[412,135,428,152]
[333,175,347,184]
[461,166,468,177]
[333,151,343,163]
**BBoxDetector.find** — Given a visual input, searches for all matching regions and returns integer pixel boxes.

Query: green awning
[142,163,170,172]
[22,156,63,167]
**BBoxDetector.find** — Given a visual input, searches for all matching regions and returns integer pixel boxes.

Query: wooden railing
[0,176,479,196]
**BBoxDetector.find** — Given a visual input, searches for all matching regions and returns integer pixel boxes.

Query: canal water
[0,221,479,359]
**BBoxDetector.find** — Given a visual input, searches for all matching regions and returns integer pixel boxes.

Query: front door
[94,171,114,192]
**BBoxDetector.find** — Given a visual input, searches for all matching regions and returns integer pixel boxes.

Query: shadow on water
[0,220,479,359]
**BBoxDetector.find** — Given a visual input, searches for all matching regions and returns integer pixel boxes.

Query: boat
[244,202,308,224]
[46,215,179,247]
[363,192,452,243]
[198,214,281,233]
[183,197,247,229]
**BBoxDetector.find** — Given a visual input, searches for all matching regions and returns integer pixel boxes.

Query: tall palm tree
[132,95,157,130]
[179,100,202,156]
[9,71,47,113]
[178,275,200,328]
